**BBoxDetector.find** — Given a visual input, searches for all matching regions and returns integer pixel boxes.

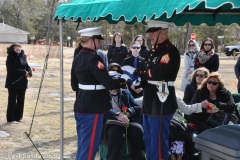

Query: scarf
[198,49,214,64]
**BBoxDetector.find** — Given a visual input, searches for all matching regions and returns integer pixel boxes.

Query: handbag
[103,120,128,142]
[206,112,230,127]
[229,114,240,124]
[106,119,128,128]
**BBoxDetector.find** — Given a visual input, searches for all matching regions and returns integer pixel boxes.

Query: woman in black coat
[5,43,32,124]
[190,72,235,133]
[194,38,219,72]
[128,35,149,58]
[107,32,129,65]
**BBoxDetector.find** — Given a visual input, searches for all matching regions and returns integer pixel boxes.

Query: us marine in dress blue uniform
[71,26,127,160]
[122,20,180,160]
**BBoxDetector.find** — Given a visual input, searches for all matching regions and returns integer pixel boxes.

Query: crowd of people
[69,21,239,160]
[5,19,239,160]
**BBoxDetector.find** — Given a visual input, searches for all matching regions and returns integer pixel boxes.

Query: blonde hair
[199,72,224,89]
[79,36,91,45]
[191,67,209,82]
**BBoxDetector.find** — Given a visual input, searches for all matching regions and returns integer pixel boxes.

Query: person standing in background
[194,38,219,72]
[180,39,198,91]
[234,57,240,93]
[122,41,145,98]
[107,32,128,65]
[129,35,149,58]
[5,43,32,124]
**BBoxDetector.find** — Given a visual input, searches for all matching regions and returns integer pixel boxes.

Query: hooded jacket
[5,49,32,89]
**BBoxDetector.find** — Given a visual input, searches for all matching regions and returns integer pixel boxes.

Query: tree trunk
[132,25,134,40]
[45,0,56,45]
[184,23,193,52]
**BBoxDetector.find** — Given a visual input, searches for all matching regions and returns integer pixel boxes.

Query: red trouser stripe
[88,114,99,160]
[158,116,164,160]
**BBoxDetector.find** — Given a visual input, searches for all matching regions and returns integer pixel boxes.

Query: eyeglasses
[132,46,140,49]
[137,40,142,42]
[204,43,212,46]
[189,44,195,47]
[195,74,204,78]
[207,80,218,86]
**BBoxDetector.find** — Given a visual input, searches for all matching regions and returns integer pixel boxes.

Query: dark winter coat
[190,87,235,133]
[103,89,141,124]
[234,57,240,88]
[183,81,198,105]
[107,44,128,65]
[128,45,149,58]
[194,53,219,72]
[5,49,32,89]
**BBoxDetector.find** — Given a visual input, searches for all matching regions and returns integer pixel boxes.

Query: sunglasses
[195,74,204,78]
[132,46,140,49]
[204,43,212,46]
[207,80,218,86]
[189,44,195,47]
[110,69,119,72]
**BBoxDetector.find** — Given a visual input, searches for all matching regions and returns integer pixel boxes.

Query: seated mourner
[102,63,144,160]
[190,72,235,134]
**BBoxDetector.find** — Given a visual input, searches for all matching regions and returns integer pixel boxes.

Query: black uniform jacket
[5,49,32,89]
[135,39,181,115]
[72,48,126,114]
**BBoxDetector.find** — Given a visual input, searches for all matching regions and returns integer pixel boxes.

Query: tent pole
[59,19,64,160]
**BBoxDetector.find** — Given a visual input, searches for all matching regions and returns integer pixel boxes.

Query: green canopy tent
[53,0,240,159]
[54,0,240,25]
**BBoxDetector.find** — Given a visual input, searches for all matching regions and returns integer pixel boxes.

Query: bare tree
[46,0,58,45]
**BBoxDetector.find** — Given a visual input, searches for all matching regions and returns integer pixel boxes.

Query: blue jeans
[75,113,103,160]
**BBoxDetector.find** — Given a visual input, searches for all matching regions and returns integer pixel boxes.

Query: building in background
[0,23,29,43]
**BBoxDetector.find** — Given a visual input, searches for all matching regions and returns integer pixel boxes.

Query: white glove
[120,74,132,81]
[108,71,121,77]
[121,65,136,74]
[132,80,140,86]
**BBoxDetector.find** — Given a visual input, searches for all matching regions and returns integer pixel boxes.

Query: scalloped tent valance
[54,0,240,26]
